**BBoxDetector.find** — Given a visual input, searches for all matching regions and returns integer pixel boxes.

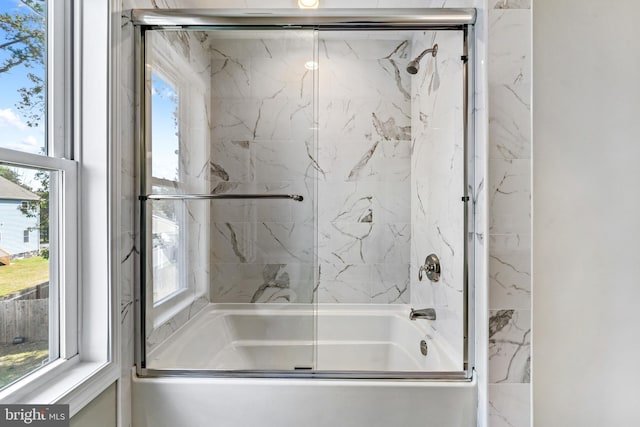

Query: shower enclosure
[134,9,476,380]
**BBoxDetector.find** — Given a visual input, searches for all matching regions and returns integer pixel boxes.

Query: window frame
[0,0,78,395]
[0,148,78,399]
[145,34,201,328]
[149,68,188,308]
[0,0,118,414]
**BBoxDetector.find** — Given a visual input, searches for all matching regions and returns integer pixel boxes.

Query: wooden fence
[0,282,49,302]
[0,299,48,344]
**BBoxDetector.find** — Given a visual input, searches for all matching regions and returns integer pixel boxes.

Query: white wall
[533,1,640,425]
[70,382,116,427]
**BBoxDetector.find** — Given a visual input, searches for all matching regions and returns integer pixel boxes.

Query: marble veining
[489,158,531,235]
[488,10,531,160]
[250,264,291,303]
[346,140,381,182]
[489,309,531,383]
[493,0,531,9]
[490,234,531,310]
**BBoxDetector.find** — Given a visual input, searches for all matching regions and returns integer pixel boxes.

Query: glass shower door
[142,28,318,372]
[314,29,467,373]
[139,22,470,376]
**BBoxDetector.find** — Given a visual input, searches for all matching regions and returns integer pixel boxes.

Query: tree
[0,165,24,186]
[1,2,47,243]
[0,0,45,127]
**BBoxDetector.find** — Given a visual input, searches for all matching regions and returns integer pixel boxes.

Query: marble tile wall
[315,34,413,304]
[204,33,419,305]
[206,33,317,304]
[487,1,532,426]
[116,6,137,427]
[410,30,466,367]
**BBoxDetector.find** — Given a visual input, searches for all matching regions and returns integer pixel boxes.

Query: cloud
[0,108,27,130]
[5,135,45,154]
[21,135,41,150]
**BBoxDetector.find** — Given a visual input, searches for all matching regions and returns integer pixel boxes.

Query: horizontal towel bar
[139,193,304,202]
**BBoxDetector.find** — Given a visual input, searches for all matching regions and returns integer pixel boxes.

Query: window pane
[0,164,55,389]
[151,186,184,303]
[0,1,47,154]
[151,73,179,181]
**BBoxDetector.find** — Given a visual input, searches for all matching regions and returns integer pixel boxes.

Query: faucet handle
[418,254,441,282]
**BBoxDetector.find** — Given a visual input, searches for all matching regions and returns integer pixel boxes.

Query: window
[0,0,116,413]
[0,0,78,392]
[145,32,210,329]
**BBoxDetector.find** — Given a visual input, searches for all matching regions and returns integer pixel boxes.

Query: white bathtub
[134,304,477,426]
[146,304,461,372]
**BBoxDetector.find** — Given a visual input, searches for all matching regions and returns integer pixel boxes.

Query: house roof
[0,176,40,201]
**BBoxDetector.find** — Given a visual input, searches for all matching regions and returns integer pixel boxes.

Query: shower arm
[139,193,304,202]
[413,44,438,63]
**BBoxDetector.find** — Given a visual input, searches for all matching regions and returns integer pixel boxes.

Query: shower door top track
[131,8,476,29]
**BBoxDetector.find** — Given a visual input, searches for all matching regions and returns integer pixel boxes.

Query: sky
[0,0,47,190]
[0,0,46,157]
[151,73,180,182]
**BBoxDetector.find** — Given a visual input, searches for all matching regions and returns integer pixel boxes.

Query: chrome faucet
[410,308,436,321]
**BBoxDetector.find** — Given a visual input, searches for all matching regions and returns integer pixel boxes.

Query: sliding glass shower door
[314,29,467,372]
[141,29,319,371]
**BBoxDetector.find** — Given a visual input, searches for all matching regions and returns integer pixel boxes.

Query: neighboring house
[0,176,40,261]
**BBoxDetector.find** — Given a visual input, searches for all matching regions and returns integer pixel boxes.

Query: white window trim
[148,66,189,315]
[0,0,118,417]
[146,34,205,328]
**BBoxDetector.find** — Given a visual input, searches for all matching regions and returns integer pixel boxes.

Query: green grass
[0,341,49,389]
[0,256,49,298]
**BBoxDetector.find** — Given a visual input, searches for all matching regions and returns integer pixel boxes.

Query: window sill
[0,358,119,417]
[153,288,203,329]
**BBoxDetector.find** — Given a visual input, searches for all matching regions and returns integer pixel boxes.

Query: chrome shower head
[406,60,421,75]
[406,43,438,75]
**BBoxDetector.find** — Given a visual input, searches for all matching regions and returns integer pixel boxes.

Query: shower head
[406,43,438,75]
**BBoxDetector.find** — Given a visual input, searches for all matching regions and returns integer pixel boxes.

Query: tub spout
[410,308,436,321]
